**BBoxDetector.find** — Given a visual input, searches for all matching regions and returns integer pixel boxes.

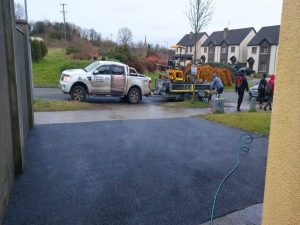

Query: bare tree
[118,27,132,45]
[15,2,25,19]
[185,0,214,62]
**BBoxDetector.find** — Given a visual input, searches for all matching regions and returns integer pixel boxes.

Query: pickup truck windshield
[84,62,100,72]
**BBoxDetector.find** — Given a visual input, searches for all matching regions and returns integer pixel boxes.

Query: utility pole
[60,3,67,41]
[110,33,113,41]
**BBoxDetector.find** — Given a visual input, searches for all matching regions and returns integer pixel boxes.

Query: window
[204,47,207,53]
[252,47,257,54]
[259,63,267,72]
[129,68,138,76]
[261,46,269,54]
[96,65,111,74]
[84,61,100,72]
[231,46,235,53]
[190,46,193,53]
[209,47,214,53]
[221,47,227,53]
[111,65,124,75]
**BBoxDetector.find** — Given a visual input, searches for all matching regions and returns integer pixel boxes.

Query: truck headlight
[62,75,70,82]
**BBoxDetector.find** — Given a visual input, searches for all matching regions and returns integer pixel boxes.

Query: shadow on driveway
[4,118,268,225]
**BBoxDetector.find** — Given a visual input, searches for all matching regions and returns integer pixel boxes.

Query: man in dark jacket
[258,74,267,109]
[235,71,249,111]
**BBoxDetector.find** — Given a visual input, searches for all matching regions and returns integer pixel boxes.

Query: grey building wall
[0,0,33,223]
[0,1,15,222]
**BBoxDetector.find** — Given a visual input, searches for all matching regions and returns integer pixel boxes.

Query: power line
[60,3,67,41]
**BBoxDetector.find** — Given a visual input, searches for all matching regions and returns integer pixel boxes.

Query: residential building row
[174,25,280,75]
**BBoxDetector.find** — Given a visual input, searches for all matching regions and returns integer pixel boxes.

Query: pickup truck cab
[60,61,151,103]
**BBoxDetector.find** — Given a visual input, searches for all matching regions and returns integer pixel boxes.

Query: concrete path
[4,118,268,225]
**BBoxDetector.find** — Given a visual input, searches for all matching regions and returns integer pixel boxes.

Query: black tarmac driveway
[4,118,268,225]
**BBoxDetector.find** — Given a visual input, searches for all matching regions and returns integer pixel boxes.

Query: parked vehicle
[248,78,270,100]
[59,61,151,103]
[238,67,256,76]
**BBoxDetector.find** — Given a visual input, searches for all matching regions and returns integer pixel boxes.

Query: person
[93,53,97,61]
[210,74,224,98]
[264,74,276,111]
[235,71,249,111]
[258,74,268,109]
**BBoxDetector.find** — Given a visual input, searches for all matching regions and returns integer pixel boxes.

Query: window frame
[252,47,257,54]
[95,65,111,75]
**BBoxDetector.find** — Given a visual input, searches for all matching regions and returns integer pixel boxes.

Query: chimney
[223,28,229,39]
[190,31,193,39]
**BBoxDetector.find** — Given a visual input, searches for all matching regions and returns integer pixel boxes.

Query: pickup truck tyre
[128,87,141,104]
[70,86,86,102]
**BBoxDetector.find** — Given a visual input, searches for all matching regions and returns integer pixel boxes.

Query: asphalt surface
[33,88,168,104]
[33,87,250,105]
[4,118,268,225]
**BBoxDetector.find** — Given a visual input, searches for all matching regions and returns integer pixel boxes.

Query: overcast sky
[17,0,283,46]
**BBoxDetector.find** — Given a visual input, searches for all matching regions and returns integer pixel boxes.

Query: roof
[202,27,255,46]
[177,32,207,46]
[248,25,280,46]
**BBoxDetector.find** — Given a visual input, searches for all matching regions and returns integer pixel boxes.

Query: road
[33,88,251,106]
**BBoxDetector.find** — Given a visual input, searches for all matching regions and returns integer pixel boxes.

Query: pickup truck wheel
[128,87,141,104]
[70,86,86,102]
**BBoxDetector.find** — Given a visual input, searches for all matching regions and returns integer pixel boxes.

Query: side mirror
[93,70,99,75]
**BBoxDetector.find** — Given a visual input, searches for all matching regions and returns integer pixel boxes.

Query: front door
[91,65,111,94]
[111,65,126,95]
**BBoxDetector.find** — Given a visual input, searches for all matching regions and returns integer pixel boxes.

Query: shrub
[66,45,81,55]
[146,59,156,72]
[127,56,146,73]
[30,39,48,62]
[66,37,96,60]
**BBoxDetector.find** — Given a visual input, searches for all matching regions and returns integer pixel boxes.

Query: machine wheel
[70,86,86,102]
[182,93,192,101]
[128,87,141,104]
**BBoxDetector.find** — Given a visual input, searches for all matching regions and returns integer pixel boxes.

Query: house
[247,25,280,75]
[201,27,256,65]
[174,32,208,65]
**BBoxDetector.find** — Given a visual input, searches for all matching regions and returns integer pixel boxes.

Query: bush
[127,56,146,73]
[146,60,156,72]
[30,39,48,62]
[66,45,81,55]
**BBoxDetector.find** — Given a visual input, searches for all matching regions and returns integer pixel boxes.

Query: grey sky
[18,0,283,46]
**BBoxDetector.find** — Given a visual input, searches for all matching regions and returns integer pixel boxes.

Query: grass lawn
[33,48,91,87]
[33,100,97,112]
[164,100,210,108]
[199,112,271,136]
[146,71,160,90]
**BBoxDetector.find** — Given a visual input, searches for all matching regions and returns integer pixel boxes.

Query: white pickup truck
[59,61,151,103]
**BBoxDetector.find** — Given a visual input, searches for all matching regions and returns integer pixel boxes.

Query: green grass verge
[33,48,91,87]
[199,112,271,136]
[146,71,160,90]
[33,100,96,112]
[164,100,210,108]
